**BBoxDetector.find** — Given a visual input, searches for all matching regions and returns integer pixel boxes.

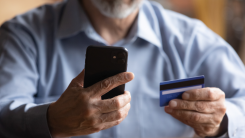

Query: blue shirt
[0,0,245,137]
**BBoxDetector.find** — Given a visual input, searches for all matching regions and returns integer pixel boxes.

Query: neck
[81,0,139,45]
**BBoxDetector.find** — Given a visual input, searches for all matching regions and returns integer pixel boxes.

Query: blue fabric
[0,0,245,137]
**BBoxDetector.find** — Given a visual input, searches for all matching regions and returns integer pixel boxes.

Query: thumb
[71,69,85,87]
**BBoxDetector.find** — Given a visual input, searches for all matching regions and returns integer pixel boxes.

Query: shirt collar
[57,0,162,48]
[57,0,89,39]
[136,1,162,47]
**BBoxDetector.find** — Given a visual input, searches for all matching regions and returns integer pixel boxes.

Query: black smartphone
[84,45,128,99]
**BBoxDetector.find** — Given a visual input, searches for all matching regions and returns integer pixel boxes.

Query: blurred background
[0,0,245,63]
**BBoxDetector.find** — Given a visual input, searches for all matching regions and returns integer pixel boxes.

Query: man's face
[91,0,143,19]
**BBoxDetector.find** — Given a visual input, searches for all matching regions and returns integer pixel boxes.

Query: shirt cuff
[25,103,52,138]
[217,133,229,138]
[194,133,228,138]
[225,99,245,138]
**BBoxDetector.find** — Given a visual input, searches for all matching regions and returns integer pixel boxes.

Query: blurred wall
[193,0,226,39]
[157,0,226,39]
[0,0,62,25]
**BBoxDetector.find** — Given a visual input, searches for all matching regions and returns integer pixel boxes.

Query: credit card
[160,76,205,107]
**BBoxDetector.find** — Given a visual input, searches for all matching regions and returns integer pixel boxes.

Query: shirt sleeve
[183,21,245,138]
[0,22,52,138]
[218,133,229,138]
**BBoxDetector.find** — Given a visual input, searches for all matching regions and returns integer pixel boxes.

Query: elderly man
[0,0,245,137]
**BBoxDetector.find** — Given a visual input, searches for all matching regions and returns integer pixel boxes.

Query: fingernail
[126,73,134,80]
[166,108,173,113]
[183,93,190,99]
[170,100,177,108]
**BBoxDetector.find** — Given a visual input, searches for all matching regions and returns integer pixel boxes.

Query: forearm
[0,101,52,138]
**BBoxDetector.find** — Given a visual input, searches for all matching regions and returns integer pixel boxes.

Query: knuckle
[115,119,122,125]
[127,94,132,102]
[126,103,131,111]
[220,92,226,99]
[92,126,102,133]
[123,73,128,80]
[115,111,123,120]
[192,114,201,122]
[216,102,227,114]
[213,116,222,124]
[207,89,216,100]
[110,77,116,85]
[117,111,124,119]
[115,74,124,83]
[180,102,188,109]
[217,88,225,98]
[113,98,122,109]
[195,102,206,112]
[101,79,111,89]
[220,106,227,114]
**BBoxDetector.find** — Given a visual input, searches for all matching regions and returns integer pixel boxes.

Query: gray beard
[91,0,142,19]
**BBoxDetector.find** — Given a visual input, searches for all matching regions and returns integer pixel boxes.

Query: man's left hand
[164,88,227,137]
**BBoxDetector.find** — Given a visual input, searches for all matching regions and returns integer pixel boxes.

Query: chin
[91,0,143,19]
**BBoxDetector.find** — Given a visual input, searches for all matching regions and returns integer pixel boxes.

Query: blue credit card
[160,76,205,107]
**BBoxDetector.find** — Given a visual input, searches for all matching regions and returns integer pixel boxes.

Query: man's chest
[35,36,168,103]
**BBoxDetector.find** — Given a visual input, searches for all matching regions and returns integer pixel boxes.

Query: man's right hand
[47,70,134,137]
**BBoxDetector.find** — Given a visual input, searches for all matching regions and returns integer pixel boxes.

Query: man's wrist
[206,114,228,138]
[26,103,53,138]
[47,102,59,137]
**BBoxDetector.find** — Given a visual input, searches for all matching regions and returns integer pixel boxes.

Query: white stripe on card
[162,85,202,95]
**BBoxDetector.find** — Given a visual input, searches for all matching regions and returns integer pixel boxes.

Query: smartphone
[84,45,128,99]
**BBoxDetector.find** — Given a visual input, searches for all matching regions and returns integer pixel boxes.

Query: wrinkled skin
[165,88,227,137]
[47,70,134,137]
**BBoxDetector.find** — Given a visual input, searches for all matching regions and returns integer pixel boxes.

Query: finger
[94,91,131,113]
[164,108,221,125]
[91,113,127,133]
[194,123,221,137]
[99,103,130,123]
[182,88,225,101]
[70,69,85,87]
[87,72,134,97]
[101,118,124,130]
[94,118,125,132]
[168,99,217,113]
